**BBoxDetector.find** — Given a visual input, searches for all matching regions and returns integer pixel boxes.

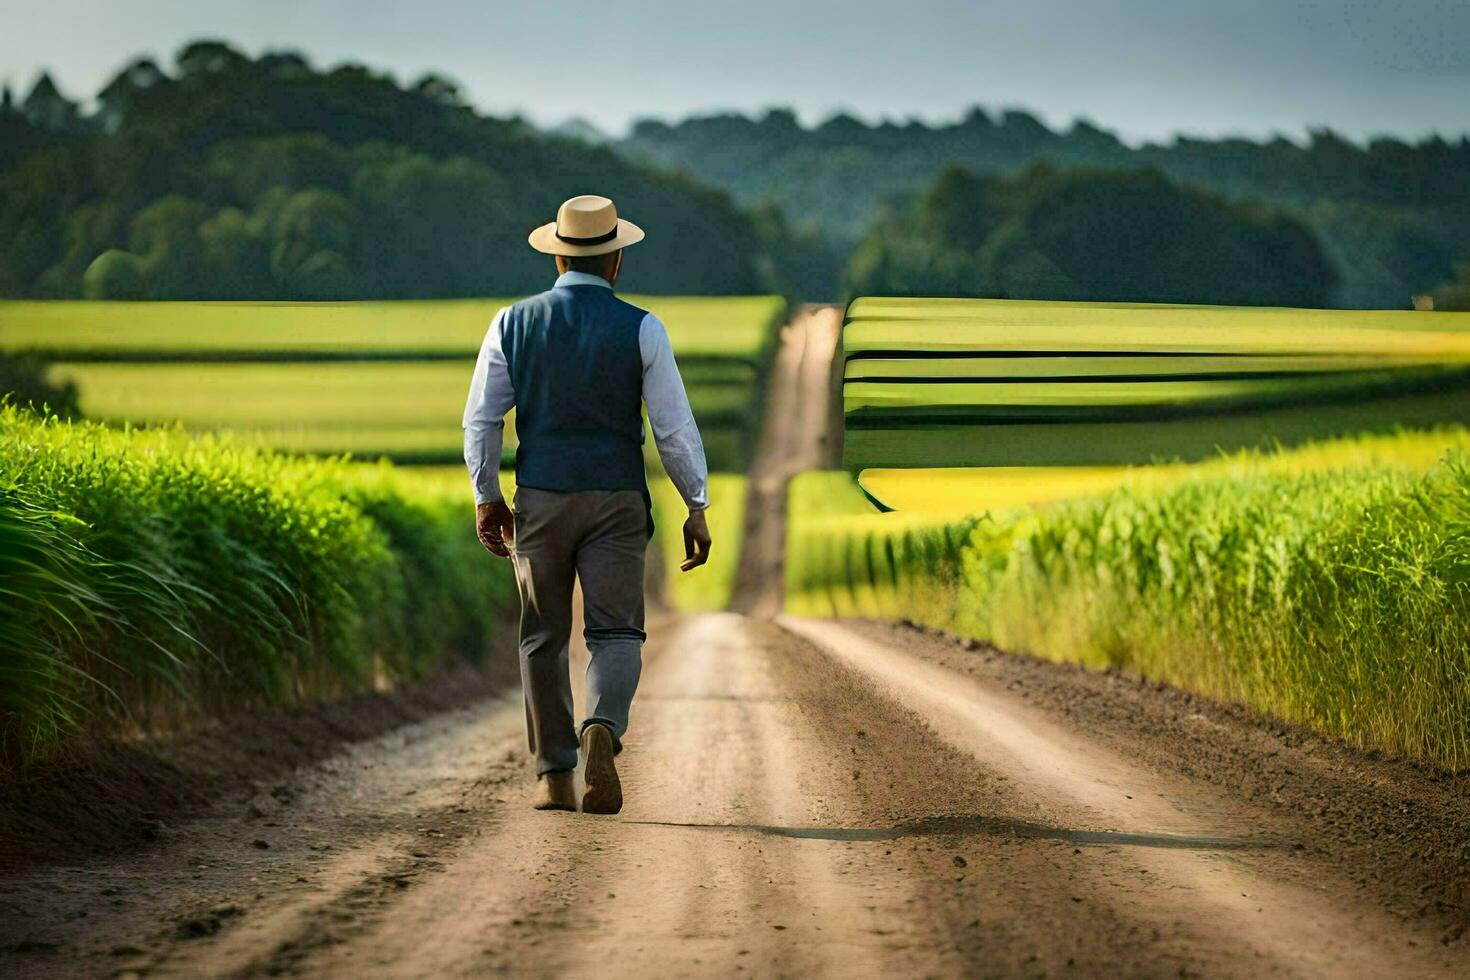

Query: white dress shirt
[462,271,710,511]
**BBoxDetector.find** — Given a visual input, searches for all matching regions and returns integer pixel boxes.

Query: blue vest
[500,284,648,495]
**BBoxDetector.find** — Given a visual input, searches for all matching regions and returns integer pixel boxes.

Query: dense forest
[621,108,1470,308]
[847,165,1334,306]
[0,42,771,300]
[2,41,1467,308]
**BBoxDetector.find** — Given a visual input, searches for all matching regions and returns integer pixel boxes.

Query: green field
[0,296,784,361]
[842,297,1470,470]
[3,296,783,471]
[846,295,1470,335]
[784,295,1470,770]
[857,427,1470,515]
[51,360,758,461]
[0,407,518,766]
[788,430,1470,769]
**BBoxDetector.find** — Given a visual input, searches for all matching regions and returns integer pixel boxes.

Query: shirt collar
[554,271,613,289]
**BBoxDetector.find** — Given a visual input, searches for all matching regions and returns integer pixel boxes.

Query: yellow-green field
[50,361,755,461]
[48,362,509,458]
[842,296,1470,470]
[846,295,1470,336]
[0,296,785,361]
[6,296,783,470]
[856,429,1470,515]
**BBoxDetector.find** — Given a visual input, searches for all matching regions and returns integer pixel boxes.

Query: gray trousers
[511,487,647,775]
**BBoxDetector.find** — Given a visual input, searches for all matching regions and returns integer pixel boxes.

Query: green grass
[787,429,1470,769]
[0,296,785,361]
[0,406,516,768]
[649,475,747,611]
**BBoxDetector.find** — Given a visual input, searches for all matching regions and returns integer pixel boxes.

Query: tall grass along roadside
[788,430,1470,769]
[0,406,515,770]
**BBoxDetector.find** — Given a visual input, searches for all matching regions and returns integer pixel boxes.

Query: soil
[1,306,1466,978]
[730,305,842,616]
[0,644,520,871]
[869,617,1470,922]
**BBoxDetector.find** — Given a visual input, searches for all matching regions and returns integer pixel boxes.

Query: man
[463,194,712,815]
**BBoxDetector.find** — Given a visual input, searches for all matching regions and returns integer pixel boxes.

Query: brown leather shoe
[533,770,576,811]
[580,724,623,815]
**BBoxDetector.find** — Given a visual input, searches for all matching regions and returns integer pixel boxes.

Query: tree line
[621,108,1470,308]
[2,41,1465,309]
[846,165,1335,307]
[0,42,768,300]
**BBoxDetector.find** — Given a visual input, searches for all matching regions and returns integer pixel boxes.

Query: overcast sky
[3,0,1468,145]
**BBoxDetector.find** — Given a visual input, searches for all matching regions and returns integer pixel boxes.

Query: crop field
[50,361,756,461]
[781,295,1470,770]
[0,296,784,361]
[788,429,1470,768]
[1,296,783,471]
[842,297,1470,470]
[857,429,1470,515]
[0,406,518,765]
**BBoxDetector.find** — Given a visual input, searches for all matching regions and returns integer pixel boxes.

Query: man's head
[528,195,643,284]
[555,249,622,285]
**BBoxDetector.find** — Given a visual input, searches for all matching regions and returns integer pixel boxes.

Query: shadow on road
[628,812,1284,851]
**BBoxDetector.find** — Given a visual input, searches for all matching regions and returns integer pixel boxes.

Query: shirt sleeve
[462,309,515,506]
[640,313,710,511]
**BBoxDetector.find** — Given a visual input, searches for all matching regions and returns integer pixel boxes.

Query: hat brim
[528,218,645,256]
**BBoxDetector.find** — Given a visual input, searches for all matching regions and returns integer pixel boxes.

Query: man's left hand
[476,501,515,557]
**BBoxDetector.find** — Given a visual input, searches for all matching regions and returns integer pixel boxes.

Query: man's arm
[463,309,516,557]
[640,313,712,570]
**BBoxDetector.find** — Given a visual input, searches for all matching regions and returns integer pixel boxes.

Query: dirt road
[731,304,842,616]
[2,307,1467,977]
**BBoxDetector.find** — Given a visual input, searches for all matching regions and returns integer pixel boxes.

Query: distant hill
[619,108,1470,308]
[0,42,771,300]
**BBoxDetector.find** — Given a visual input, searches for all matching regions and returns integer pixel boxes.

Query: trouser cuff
[579,718,625,754]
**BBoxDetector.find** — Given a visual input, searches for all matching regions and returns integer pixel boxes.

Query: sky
[3,0,1468,145]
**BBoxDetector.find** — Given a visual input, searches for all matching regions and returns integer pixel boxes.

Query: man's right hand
[681,509,712,571]
[476,500,515,558]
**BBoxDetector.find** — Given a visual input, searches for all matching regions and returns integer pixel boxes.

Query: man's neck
[554,270,613,289]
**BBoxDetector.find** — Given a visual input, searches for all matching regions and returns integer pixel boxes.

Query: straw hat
[528,195,645,256]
